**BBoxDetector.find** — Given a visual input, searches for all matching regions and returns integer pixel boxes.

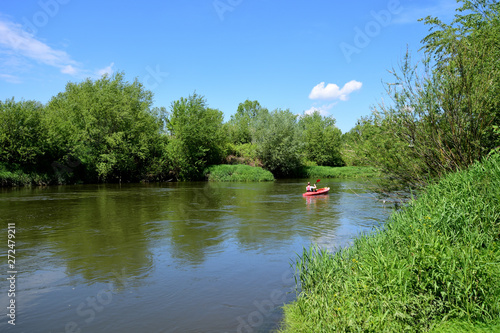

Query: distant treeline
[0,76,344,186]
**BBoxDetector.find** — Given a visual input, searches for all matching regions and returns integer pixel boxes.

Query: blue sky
[0,0,459,133]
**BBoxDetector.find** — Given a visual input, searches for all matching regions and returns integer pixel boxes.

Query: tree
[167,93,227,180]
[227,100,268,144]
[45,72,165,182]
[254,109,302,176]
[360,0,500,187]
[299,111,344,166]
[0,98,47,170]
[420,0,500,155]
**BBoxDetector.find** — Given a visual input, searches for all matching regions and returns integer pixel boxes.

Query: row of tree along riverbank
[1,74,350,187]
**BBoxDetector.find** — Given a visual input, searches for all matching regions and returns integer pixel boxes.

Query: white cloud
[304,102,337,116]
[0,17,81,77]
[309,80,362,101]
[97,62,114,77]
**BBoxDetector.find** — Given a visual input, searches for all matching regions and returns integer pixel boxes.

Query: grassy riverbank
[204,165,378,182]
[280,155,500,332]
[0,164,52,187]
[204,164,275,181]
[0,164,378,186]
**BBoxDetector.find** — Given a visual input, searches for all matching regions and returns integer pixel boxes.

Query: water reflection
[0,180,391,332]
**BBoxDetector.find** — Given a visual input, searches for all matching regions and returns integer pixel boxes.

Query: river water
[0,179,391,333]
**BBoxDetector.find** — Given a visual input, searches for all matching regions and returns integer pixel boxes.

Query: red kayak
[303,187,330,197]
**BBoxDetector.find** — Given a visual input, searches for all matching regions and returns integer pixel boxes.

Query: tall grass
[280,155,500,332]
[0,164,52,186]
[204,164,274,182]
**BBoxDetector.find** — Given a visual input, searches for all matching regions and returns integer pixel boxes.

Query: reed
[280,155,500,332]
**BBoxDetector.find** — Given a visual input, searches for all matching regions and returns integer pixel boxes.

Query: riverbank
[0,165,52,187]
[1,164,379,186]
[203,165,380,182]
[204,164,274,181]
[279,155,500,332]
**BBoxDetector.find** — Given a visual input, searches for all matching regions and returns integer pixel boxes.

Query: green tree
[341,114,413,174]
[46,72,166,182]
[357,0,500,188]
[420,0,500,155]
[227,100,268,144]
[299,111,344,166]
[254,109,302,176]
[0,98,47,169]
[167,93,227,180]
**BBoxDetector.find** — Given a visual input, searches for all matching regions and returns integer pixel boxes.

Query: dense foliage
[0,98,47,168]
[253,109,303,177]
[204,164,274,182]
[45,72,167,183]
[1,82,345,185]
[343,0,500,188]
[226,99,268,145]
[167,93,227,180]
[299,111,344,167]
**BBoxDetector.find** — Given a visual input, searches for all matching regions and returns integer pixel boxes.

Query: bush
[167,93,228,180]
[255,109,303,177]
[204,164,274,182]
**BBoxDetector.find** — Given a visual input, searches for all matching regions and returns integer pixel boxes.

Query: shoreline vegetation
[0,164,379,186]
[279,155,500,332]
[203,165,379,182]
[204,164,275,182]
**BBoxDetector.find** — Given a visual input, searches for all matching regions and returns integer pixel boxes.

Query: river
[0,179,392,333]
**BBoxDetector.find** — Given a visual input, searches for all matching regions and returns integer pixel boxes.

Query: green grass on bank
[204,164,275,182]
[0,164,52,187]
[280,155,500,332]
[299,165,380,179]
[204,165,378,182]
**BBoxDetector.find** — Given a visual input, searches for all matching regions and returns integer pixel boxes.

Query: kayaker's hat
[307,182,311,185]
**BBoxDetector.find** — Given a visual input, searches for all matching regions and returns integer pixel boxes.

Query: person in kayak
[306,182,317,192]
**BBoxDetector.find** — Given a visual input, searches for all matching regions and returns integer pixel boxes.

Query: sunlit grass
[204,164,275,182]
[0,163,51,186]
[280,155,500,332]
